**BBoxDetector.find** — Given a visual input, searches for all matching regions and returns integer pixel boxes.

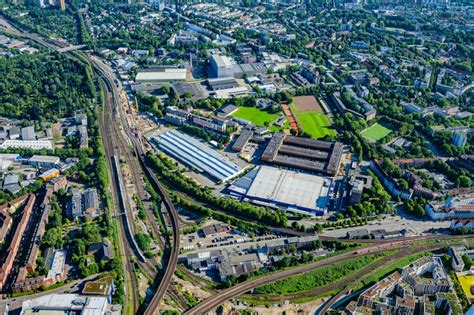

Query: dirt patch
[294,95,322,112]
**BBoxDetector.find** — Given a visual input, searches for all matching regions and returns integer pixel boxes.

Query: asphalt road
[322,214,450,238]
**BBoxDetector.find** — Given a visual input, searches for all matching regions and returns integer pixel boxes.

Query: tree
[136,233,151,251]
[463,255,473,271]
[459,176,472,188]
[313,223,324,234]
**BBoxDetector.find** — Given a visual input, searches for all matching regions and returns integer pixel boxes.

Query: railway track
[98,66,180,311]
[99,82,140,314]
[0,17,180,313]
[111,155,147,263]
[183,235,474,314]
[113,119,165,250]
[90,57,181,314]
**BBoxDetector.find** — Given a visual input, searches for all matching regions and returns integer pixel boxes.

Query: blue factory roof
[155,130,242,182]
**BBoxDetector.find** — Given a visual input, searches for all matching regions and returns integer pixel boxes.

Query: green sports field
[360,123,393,142]
[290,102,336,139]
[231,107,279,126]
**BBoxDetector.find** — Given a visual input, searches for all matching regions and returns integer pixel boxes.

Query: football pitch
[360,123,393,142]
[290,101,335,139]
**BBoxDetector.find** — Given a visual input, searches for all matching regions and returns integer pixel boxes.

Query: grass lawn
[360,123,393,142]
[231,107,279,126]
[289,103,336,139]
[254,253,384,295]
[458,274,474,300]
[269,120,290,133]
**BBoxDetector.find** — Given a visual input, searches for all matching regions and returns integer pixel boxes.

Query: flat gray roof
[230,166,331,213]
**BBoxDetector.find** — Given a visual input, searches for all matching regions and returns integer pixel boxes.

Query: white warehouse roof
[29,155,60,164]
[0,140,53,150]
[229,166,331,215]
[136,68,187,82]
[21,293,111,315]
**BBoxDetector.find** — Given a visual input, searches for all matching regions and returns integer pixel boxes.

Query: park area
[231,106,279,127]
[360,123,393,142]
[290,96,336,139]
[458,274,474,300]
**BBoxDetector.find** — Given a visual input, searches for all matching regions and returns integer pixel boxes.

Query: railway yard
[0,1,473,314]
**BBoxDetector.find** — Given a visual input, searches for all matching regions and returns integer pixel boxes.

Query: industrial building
[228,166,332,215]
[21,126,36,141]
[20,293,121,315]
[28,155,60,168]
[135,68,187,82]
[154,130,243,182]
[164,106,231,133]
[210,54,235,78]
[0,140,53,150]
[231,129,254,152]
[207,78,240,91]
[261,134,343,176]
[216,104,238,118]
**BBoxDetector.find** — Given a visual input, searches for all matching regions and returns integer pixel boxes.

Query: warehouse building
[228,166,332,215]
[207,77,240,91]
[28,155,60,168]
[261,134,343,176]
[20,293,121,315]
[0,140,53,150]
[154,131,243,182]
[135,68,187,83]
[210,54,235,78]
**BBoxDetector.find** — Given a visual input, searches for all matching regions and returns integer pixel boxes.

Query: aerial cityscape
[0,0,472,314]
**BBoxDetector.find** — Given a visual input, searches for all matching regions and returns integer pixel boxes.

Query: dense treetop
[0,52,95,120]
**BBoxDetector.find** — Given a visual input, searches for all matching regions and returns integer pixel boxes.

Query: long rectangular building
[261,134,343,176]
[228,166,331,215]
[0,140,53,150]
[135,68,187,82]
[154,130,243,182]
